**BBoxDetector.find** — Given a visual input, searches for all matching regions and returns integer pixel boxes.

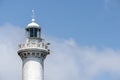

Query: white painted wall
[23,58,44,80]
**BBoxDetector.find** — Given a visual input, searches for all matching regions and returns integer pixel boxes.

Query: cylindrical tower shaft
[23,58,44,80]
[18,49,49,80]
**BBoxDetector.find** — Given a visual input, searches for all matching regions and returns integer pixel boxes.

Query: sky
[0,0,120,80]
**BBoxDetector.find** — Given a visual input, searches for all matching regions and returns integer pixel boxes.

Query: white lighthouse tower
[17,11,50,80]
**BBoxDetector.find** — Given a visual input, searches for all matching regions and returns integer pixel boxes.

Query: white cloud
[0,23,120,80]
[45,38,120,80]
[0,23,24,80]
[105,0,109,9]
[105,0,120,10]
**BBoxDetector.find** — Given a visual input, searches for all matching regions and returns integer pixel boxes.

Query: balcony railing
[18,42,48,50]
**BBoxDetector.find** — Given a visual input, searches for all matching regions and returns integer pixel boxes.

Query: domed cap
[26,10,40,29]
[27,19,40,28]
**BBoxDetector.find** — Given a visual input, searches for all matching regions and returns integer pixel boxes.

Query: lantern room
[26,19,41,38]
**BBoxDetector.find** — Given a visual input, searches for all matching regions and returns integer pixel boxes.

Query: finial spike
[32,9,35,22]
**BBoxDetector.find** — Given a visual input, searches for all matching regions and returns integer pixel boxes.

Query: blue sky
[0,0,120,80]
[1,0,120,48]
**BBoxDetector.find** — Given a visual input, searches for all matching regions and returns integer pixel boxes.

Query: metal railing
[18,42,48,50]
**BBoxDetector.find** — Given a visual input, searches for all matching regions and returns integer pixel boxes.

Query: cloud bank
[0,24,120,80]
[105,0,120,10]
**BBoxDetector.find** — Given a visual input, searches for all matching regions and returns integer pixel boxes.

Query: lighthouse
[17,11,50,80]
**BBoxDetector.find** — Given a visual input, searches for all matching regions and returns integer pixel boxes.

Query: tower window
[30,28,34,37]
[26,28,40,38]
[34,28,37,37]
[26,29,30,37]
